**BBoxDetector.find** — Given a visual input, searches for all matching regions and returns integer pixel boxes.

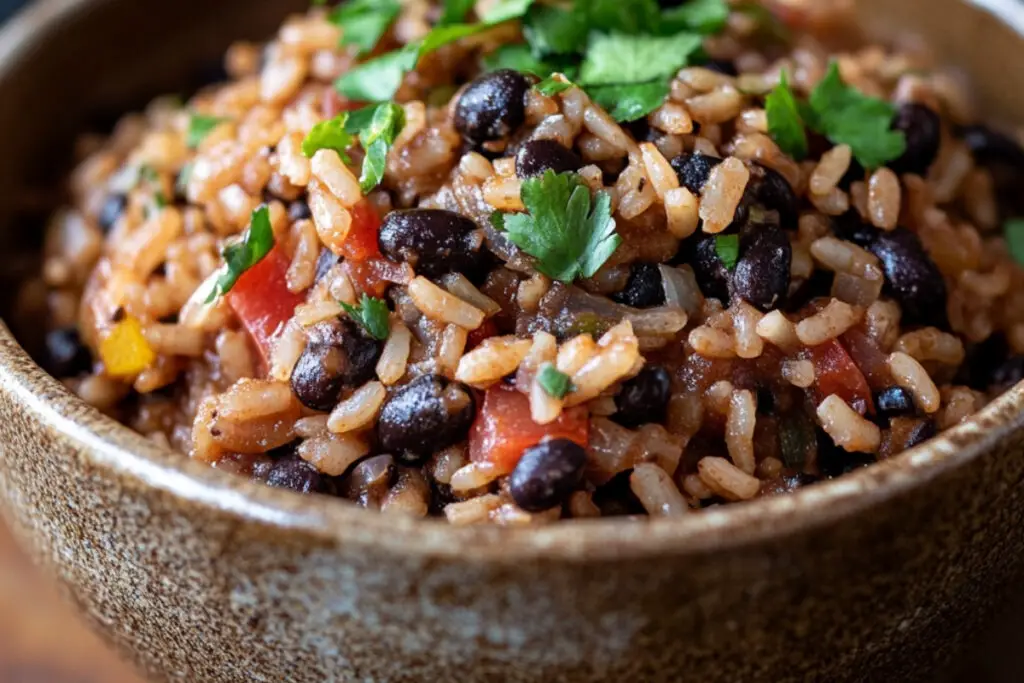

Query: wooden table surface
[0,516,1019,683]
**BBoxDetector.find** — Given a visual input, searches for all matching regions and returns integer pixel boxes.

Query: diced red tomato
[807,339,874,415]
[340,200,383,261]
[227,247,306,364]
[469,386,590,473]
[343,258,392,298]
[466,319,498,351]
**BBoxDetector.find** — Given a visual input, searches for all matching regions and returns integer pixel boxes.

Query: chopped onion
[659,264,704,318]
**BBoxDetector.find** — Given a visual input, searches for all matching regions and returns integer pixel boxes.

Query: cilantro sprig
[537,364,574,399]
[714,234,740,271]
[205,206,274,303]
[187,114,230,149]
[300,104,405,193]
[491,170,620,283]
[302,114,354,160]
[1005,218,1024,266]
[764,62,907,169]
[341,294,391,340]
[329,0,402,56]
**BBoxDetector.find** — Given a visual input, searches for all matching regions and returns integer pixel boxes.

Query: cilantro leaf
[337,5,537,102]
[343,104,379,134]
[492,170,620,282]
[660,0,730,35]
[578,31,704,87]
[535,75,575,96]
[807,62,906,169]
[537,364,573,399]
[187,114,229,149]
[714,234,739,271]
[587,81,670,122]
[330,0,402,56]
[356,103,406,193]
[205,206,275,303]
[302,114,354,160]
[176,163,193,197]
[584,0,660,35]
[523,4,589,57]
[765,71,808,160]
[440,0,476,25]
[1005,218,1024,266]
[341,294,391,340]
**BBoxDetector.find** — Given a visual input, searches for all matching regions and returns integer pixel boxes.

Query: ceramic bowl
[1,1,1024,681]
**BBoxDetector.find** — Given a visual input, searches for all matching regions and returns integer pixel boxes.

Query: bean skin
[614,366,672,428]
[867,228,948,327]
[509,438,588,512]
[732,222,792,311]
[454,69,530,145]
[377,374,476,463]
[515,139,582,178]
[670,152,723,194]
[889,103,942,176]
[290,318,383,412]
[875,386,916,420]
[379,209,487,279]
[610,263,666,308]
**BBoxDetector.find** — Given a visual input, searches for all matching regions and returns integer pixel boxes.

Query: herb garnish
[1005,218,1024,266]
[764,62,906,169]
[714,234,740,271]
[302,114,354,160]
[329,0,402,56]
[765,71,808,160]
[491,170,620,283]
[341,293,391,340]
[537,364,574,399]
[354,103,406,193]
[186,114,230,149]
[205,206,275,303]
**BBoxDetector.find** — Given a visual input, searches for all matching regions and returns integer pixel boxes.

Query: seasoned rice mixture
[27,0,1024,523]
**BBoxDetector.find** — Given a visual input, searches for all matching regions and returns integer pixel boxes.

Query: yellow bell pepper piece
[100,315,155,378]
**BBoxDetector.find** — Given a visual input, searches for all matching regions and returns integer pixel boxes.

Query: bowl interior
[2,0,1024,559]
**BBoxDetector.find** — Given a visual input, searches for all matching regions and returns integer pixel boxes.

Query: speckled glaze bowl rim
[4,0,1024,564]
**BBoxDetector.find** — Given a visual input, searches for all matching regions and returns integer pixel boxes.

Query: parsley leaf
[341,294,391,340]
[492,170,620,283]
[807,62,906,169]
[205,206,275,303]
[302,114,354,160]
[1005,218,1024,266]
[187,114,229,149]
[355,103,406,193]
[482,0,535,24]
[537,364,573,399]
[330,0,402,56]
[440,0,476,25]
[660,0,730,35]
[578,31,704,87]
[587,81,671,122]
[714,234,740,270]
[343,104,379,134]
[765,71,808,160]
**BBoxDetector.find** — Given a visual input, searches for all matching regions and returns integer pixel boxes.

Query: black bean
[867,228,948,327]
[454,69,530,145]
[955,334,1010,391]
[816,428,876,478]
[875,386,916,419]
[610,262,665,308]
[784,472,821,489]
[889,103,942,176]
[670,152,723,194]
[515,139,582,178]
[267,458,329,494]
[43,328,92,377]
[288,200,312,221]
[622,117,655,142]
[990,356,1024,393]
[290,318,382,412]
[783,269,833,314]
[377,374,476,462]
[831,210,878,248]
[744,163,799,228]
[685,233,731,302]
[98,194,127,233]
[904,418,937,450]
[703,59,739,76]
[314,248,340,284]
[838,157,866,191]
[592,470,647,517]
[614,366,671,428]
[962,124,1024,169]
[379,209,487,279]
[509,438,587,512]
[733,222,792,311]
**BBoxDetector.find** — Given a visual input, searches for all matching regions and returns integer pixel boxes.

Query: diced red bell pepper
[469,386,590,473]
[227,247,306,364]
[807,339,874,415]
[340,200,383,261]
[466,319,498,351]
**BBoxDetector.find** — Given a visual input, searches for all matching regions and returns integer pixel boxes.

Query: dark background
[0,0,1018,681]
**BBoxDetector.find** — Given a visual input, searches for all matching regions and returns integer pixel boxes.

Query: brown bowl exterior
[1,1,1024,682]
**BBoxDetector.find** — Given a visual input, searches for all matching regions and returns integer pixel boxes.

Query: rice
[630,464,688,517]
[327,381,387,434]
[699,157,749,234]
[408,276,485,329]
[795,299,860,346]
[868,168,901,230]
[697,457,761,501]
[887,352,942,413]
[455,336,531,387]
[816,395,882,453]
